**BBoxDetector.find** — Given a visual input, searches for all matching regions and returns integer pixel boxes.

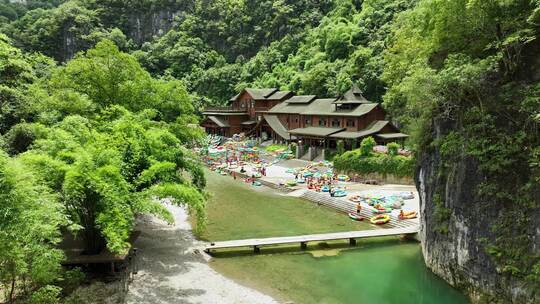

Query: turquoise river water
[202,170,470,304]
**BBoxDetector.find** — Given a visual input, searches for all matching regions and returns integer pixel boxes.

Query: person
[399,210,404,218]
[330,188,335,197]
[240,166,246,173]
[356,203,362,214]
[232,171,237,180]
[251,174,255,185]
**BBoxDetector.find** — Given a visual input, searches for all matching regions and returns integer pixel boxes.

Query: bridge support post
[254,246,260,254]
[349,238,357,246]
[300,242,307,250]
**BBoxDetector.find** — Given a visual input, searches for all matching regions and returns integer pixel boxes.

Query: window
[304,118,311,126]
[319,118,327,127]
[295,118,299,123]
[346,119,355,127]
[331,119,341,127]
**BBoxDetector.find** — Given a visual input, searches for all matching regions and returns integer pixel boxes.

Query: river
[199,170,469,304]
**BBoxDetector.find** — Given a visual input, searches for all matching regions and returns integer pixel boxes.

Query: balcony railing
[203,106,247,113]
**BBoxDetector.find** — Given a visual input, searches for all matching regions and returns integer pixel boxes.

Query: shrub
[387,142,399,156]
[265,144,288,152]
[334,143,414,177]
[336,140,345,155]
[29,285,62,304]
[359,137,376,156]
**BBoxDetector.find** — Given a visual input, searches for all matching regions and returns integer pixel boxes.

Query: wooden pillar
[349,238,357,246]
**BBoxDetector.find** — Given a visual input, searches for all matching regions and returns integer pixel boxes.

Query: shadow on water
[209,236,470,304]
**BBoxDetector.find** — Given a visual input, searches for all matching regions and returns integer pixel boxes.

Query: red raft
[348,212,365,221]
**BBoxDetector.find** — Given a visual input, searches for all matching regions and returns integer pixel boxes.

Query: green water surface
[202,170,470,304]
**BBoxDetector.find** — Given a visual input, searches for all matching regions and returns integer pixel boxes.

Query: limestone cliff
[416,119,540,303]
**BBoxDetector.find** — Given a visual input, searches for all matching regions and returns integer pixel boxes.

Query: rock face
[416,118,540,303]
[122,8,181,45]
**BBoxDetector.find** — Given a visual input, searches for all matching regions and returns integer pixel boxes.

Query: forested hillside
[383,1,539,302]
[0,0,538,303]
[0,36,206,303]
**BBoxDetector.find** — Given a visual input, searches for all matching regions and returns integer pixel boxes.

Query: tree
[359,136,376,156]
[0,34,54,133]
[0,152,65,303]
[16,41,207,255]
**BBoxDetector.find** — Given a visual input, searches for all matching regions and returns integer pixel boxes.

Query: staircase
[300,191,420,230]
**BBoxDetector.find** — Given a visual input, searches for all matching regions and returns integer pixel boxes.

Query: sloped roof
[302,99,378,117]
[263,114,296,140]
[246,88,278,100]
[375,133,409,139]
[267,90,292,100]
[333,84,370,104]
[207,116,230,128]
[202,111,248,116]
[267,101,308,114]
[330,121,390,139]
[230,88,291,102]
[268,97,380,117]
[285,95,317,104]
[288,127,345,137]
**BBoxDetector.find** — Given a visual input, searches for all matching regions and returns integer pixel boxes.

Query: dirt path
[125,204,278,304]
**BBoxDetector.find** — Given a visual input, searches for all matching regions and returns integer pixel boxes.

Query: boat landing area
[204,227,419,253]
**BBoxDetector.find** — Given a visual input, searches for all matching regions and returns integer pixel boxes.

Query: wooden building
[201,85,408,151]
[261,85,408,148]
[201,88,292,137]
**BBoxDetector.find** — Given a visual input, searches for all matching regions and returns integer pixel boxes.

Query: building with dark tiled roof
[201,88,293,137]
[201,85,408,155]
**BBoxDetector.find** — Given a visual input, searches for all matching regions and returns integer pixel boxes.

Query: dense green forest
[0,0,538,302]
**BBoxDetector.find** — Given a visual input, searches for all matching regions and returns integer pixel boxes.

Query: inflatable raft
[349,195,361,202]
[373,204,392,214]
[333,190,347,197]
[370,214,390,225]
[286,180,297,187]
[337,174,350,182]
[348,213,364,221]
[399,210,417,219]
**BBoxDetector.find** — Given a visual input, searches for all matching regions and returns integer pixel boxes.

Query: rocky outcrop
[416,118,540,303]
[122,8,182,45]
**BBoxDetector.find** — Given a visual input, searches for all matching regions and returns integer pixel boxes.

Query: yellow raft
[370,214,390,225]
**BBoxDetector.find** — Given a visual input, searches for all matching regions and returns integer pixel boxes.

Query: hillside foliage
[0,0,539,301]
[0,36,207,302]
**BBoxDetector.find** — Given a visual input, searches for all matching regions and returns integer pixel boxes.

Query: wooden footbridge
[204,226,419,253]
[204,187,420,254]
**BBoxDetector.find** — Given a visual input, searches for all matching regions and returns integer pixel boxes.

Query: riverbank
[87,169,468,304]
[203,170,469,303]
[123,204,279,304]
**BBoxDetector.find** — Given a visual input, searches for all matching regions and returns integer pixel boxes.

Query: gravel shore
[125,204,278,304]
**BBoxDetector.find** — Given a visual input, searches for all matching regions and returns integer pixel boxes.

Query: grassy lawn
[196,170,373,241]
